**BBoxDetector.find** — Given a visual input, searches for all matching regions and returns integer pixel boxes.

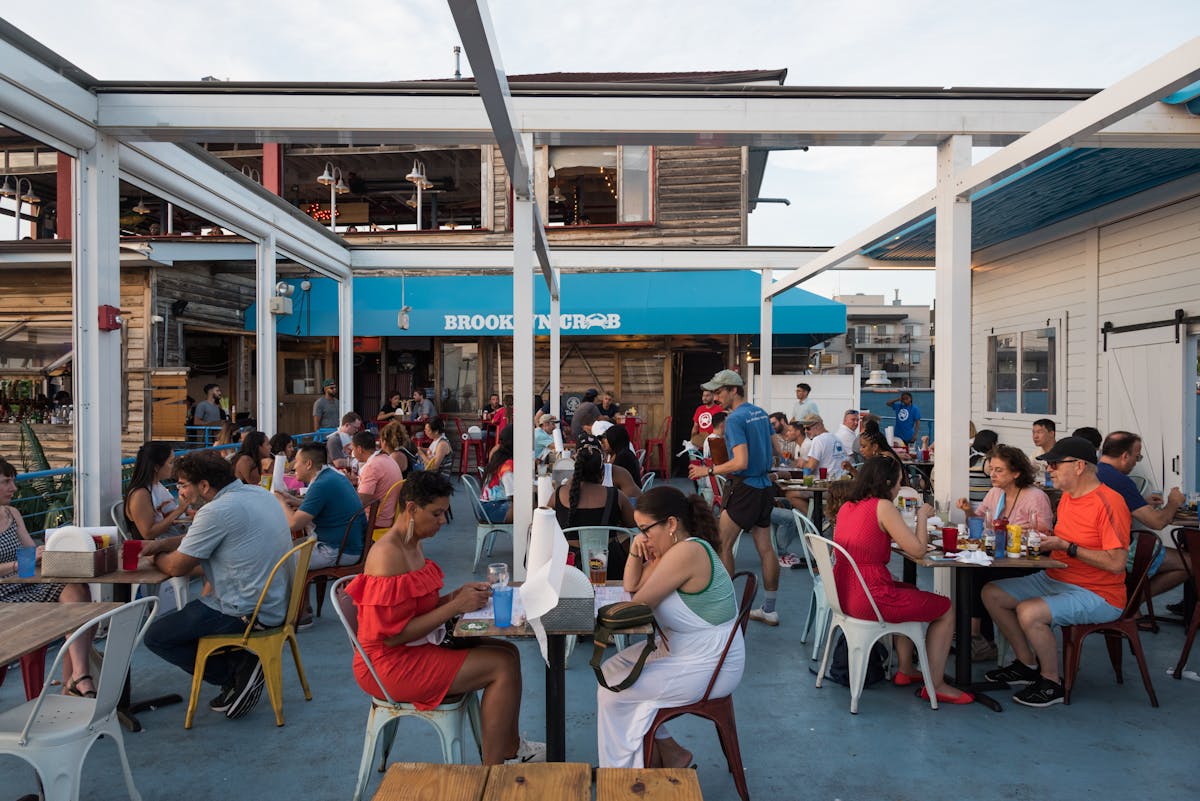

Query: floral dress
[345,561,468,710]
[0,507,64,603]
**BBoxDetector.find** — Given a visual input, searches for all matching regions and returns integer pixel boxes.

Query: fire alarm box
[98,304,123,331]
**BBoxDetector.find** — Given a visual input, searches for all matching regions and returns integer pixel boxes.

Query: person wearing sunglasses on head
[981,436,1131,708]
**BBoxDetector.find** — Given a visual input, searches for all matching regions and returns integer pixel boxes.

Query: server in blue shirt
[688,369,782,625]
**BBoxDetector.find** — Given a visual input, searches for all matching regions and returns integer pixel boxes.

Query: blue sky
[5,1,1198,304]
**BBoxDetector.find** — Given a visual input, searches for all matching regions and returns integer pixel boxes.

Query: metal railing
[11,430,327,538]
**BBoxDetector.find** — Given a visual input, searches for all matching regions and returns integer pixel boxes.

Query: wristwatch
[1067,542,1079,558]
[708,466,714,476]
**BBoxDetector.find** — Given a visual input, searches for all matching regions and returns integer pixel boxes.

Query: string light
[304,202,340,223]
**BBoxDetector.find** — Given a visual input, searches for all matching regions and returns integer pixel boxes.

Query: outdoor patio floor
[1,478,1194,801]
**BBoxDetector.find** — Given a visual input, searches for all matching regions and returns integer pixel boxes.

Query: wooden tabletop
[371,763,701,801]
[0,601,123,665]
[0,561,170,586]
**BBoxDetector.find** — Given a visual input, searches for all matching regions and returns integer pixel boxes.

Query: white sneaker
[505,736,547,764]
[749,607,779,626]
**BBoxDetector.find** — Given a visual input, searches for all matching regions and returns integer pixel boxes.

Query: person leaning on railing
[0,456,100,698]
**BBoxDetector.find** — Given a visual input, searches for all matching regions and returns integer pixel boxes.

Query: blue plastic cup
[16,546,37,578]
[966,517,984,540]
[493,585,514,628]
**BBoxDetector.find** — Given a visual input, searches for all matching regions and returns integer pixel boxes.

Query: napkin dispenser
[42,526,119,577]
[540,566,596,632]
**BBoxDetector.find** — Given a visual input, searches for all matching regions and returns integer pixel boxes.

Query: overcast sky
[5,1,1198,304]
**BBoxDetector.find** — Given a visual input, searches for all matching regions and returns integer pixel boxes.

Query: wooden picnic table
[0,560,179,730]
[371,762,703,801]
[0,601,123,700]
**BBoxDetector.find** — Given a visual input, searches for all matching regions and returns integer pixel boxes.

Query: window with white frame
[987,327,1057,415]
[545,146,653,226]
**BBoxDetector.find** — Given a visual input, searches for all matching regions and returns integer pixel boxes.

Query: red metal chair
[301,502,379,619]
[644,415,672,474]
[642,571,756,801]
[1060,531,1159,706]
[1170,527,1199,679]
[0,651,47,701]
[455,418,486,475]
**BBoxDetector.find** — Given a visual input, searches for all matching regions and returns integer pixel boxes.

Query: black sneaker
[1166,601,1185,617]
[225,658,265,720]
[1012,676,1065,708]
[296,612,315,631]
[983,659,1041,685]
[209,684,237,713]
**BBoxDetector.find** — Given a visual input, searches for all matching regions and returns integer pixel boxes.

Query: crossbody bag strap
[590,622,660,692]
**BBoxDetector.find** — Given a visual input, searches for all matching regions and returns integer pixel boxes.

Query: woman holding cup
[345,471,544,765]
[0,456,99,697]
[955,444,1054,661]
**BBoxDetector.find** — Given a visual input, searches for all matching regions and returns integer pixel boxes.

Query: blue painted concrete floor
[1,479,1195,800]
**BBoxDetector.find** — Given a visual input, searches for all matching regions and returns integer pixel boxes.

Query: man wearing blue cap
[688,369,781,626]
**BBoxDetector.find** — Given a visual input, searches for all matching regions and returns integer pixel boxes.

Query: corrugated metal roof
[863,148,1200,262]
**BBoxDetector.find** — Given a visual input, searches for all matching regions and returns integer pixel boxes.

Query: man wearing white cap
[687,369,781,626]
[534,413,558,459]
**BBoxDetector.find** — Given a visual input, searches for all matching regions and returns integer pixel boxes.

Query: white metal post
[338,277,355,420]
[550,293,561,420]
[255,233,278,435]
[932,135,973,601]
[512,133,535,581]
[759,270,774,409]
[72,134,121,527]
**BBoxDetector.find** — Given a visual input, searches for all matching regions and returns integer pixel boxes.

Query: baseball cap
[583,388,600,401]
[591,420,614,437]
[538,413,559,425]
[322,379,336,387]
[800,413,823,427]
[1035,436,1098,465]
[700,369,744,391]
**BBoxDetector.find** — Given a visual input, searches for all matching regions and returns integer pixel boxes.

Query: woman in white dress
[597,486,744,769]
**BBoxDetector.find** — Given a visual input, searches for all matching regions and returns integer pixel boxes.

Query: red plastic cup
[942,526,958,554]
[122,539,144,571]
[819,467,828,480]
[921,449,930,461]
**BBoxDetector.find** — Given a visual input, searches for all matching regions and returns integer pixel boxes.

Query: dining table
[0,601,123,700]
[0,561,180,730]
[774,475,836,533]
[898,545,1066,711]
[452,581,650,763]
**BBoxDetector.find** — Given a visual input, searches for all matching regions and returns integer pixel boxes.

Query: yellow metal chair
[371,480,404,542]
[183,537,317,728]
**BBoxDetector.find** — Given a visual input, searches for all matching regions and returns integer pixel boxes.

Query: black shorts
[723,480,775,531]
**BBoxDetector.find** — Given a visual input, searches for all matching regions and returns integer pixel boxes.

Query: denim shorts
[990,572,1121,626]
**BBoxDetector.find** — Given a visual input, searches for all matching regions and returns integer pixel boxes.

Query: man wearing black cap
[981,436,1131,707]
[687,369,781,626]
[312,379,339,431]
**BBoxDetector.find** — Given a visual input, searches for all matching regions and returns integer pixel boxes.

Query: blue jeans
[771,508,799,554]
[144,599,250,687]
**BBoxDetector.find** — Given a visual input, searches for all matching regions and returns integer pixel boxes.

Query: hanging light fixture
[132,196,151,215]
[314,161,346,232]
[405,160,427,184]
[0,176,14,197]
[405,160,429,230]
[20,187,40,204]
[316,162,335,186]
[549,184,566,204]
[334,174,350,195]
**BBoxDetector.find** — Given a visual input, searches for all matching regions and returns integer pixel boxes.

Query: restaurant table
[0,601,122,700]
[0,561,179,730]
[370,762,702,801]
[452,581,650,763]
[775,478,834,533]
[898,547,1066,711]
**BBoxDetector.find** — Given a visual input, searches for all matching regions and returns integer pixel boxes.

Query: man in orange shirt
[981,436,1131,707]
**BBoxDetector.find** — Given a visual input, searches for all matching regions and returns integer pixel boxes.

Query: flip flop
[65,674,97,698]
[920,686,975,705]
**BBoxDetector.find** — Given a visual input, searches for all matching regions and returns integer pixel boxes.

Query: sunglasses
[1046,458,1082,469]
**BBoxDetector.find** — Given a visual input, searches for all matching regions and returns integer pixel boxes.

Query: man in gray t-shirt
[312,379,340,430]
[142,451,293,720]
[194,383,226,425]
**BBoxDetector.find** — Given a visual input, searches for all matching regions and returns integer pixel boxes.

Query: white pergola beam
[955,36,1200,199]
[0,33,97,153]
[255,234,278,436]
[509,135,536,582]
[92,91,1200,148]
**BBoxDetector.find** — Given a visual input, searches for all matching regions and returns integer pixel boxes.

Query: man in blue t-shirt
[1097,431,1187,596]
[886,392,921,445]
[687,369,782,626]
[276,443,367,569]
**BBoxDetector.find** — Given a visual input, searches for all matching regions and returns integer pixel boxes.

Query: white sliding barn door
[1105,326,1185,491]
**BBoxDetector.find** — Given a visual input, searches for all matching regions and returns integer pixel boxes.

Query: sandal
[65,674,97,698]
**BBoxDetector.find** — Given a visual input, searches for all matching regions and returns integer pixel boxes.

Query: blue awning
[251,271,845,344]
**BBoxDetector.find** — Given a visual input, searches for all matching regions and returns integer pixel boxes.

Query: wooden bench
[371,763,702,801]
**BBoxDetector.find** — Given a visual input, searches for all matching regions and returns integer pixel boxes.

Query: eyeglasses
[1046,458,1082,469]
[636,519,668,536]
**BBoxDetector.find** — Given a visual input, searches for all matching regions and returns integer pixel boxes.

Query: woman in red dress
[832,456,972,704]
[346,471,544,763]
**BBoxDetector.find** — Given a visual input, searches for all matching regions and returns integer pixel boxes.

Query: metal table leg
[545,633,566,761]
[114,582,181,732]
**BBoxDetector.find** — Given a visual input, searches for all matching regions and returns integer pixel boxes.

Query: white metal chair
[460,474,513,571]
[111,499,191,616]
[793,510,832,659]
[0,596,157,801]
[331,577,482,801]
[804,533,939,714]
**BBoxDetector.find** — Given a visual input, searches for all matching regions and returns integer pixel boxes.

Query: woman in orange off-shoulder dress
[345,471,544,765]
